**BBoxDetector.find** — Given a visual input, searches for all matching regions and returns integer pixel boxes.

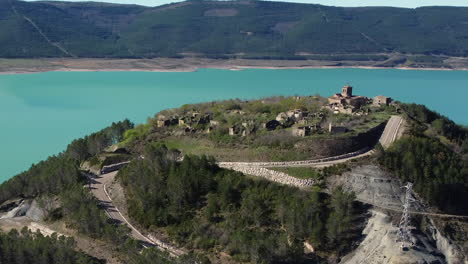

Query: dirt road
[89,172,184,256]
[89,172,152,244]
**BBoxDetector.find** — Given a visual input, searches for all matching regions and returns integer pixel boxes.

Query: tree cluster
[60,185,130,243]
[380,136,468,214]
[0,121,136,247]
[402,103,467,145]
[0,155,81,204]
[0,120,134,204]
[66,119,134,161]
[0,228,101,264]
[118,145,360,263]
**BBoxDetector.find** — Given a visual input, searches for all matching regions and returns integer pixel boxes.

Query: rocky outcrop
[0,200,32,219]
[0,199,46,221]
[427,219,467,264]
[341,210,446,264]
[0,199,23,213]
[326,165,404,209]
[332,165,467,264]
[25,200,46,222]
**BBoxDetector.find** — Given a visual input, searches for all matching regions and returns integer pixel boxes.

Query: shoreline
[1,57,468,75]
[0,65,464,75]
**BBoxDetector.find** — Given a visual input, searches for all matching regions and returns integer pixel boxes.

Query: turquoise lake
[0,68,466,182]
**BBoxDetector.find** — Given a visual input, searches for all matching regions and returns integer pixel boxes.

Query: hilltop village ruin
[154,85,393,138]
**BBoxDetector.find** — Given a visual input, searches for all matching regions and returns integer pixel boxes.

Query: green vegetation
[380,137,468,214]
[0,121,136,253]
[124,96,391,162]
[118,144,362,262]
[0,120,134,204]
[1,1,468,59]
[0,228,101,264]
[66,119,134,161]
[133,248,207,264]
[402,103,466,146]
[0,155,81,204]
[380,104,468,214]
[60,185,130,242]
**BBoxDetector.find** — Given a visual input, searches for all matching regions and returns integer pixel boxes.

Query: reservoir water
[0,68,466,182]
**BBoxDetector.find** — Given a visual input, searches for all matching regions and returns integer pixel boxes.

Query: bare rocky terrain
[0,199,123,264]
[328,165,467,264]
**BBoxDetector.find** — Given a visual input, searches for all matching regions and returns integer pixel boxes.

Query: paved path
[379,115,403,148]
[88,172,184,256]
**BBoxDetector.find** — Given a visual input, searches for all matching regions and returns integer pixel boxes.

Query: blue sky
[26,0,468,8]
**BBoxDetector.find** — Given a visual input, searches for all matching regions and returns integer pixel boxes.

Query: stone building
[328,123,348,134]
[276,112,289,123]
[292,125,320,137]
[178,118,187,126]
[229,127,237,136]
[287,109,307,122]
[292,126,310,137]
[328,85,368,109]
[265,120,281,131]
[373,95,392,106]
[156,114,179,128]
[157,120,169,128]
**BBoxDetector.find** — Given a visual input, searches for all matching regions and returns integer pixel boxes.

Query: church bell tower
[341,85,353,97]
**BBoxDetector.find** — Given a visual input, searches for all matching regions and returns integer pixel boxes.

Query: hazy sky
[26,0,468,8]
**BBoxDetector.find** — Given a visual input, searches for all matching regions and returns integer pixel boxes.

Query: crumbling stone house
[373,95,392,106]
[292,124,320,137]
[265,120,281,131]
[327,85,368,113]
[328,123,348,134]
[157,115,179,128]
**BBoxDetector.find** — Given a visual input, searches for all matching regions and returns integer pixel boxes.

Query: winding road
[88,171,184,256]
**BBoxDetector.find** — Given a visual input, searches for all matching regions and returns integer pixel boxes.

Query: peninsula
[1,86,467,264]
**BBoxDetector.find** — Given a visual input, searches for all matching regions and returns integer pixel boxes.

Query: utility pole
[397,182,414,250]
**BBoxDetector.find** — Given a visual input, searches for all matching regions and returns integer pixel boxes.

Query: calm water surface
[0,68,466,182]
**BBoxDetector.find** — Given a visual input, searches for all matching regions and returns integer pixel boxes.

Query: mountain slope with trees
[118,144,363,262]
[1,0,468,60]
[0,228,102,264]
[0,96,467,263]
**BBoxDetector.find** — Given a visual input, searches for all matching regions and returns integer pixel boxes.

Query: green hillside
[1,0,468,58]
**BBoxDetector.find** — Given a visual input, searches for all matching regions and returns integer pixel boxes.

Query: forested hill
[2,0,468,59]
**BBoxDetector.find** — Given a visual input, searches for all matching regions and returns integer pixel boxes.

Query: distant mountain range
[2,0,468,59]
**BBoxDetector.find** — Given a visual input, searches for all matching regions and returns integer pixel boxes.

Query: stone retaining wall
[100,161,130,175]
[220,165,316,189]
[218,147,370,168]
